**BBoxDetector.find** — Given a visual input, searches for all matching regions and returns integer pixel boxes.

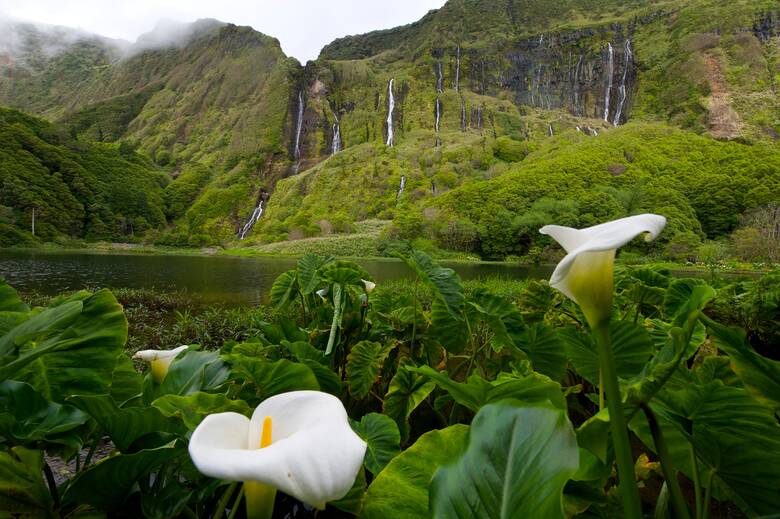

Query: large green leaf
[631,382,780,517]
[351,413,401,476]
[360,425,469,519]
[561,320,653,384]
[514,322,567,380]
[0,278,28,313]
[0,289,127,402]
[382,364,436,442]
[156,349,229,397]
[318,260,370,286]
[69,394,185,453]
[402,250,464,318]
[704,316,780,411]
[663,278,707,319]
[297,254,332,294]
[411,365,566,412]
[346,341,394,399]
[152,392,251,430]
[269,270,298,310]
[469,291,524,353]
[430,401,579,519]
[109,353,143,405]
[231,357,319,402]
[0,446,53,518]
[62,442,182,510]
[0,380,88,450]
[300,359,342,395]
[430,299,469,354]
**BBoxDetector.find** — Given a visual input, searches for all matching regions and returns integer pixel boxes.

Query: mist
[0,0,447,62]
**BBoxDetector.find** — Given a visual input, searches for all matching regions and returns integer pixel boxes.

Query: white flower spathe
[540,214,666,326]
[188,390,367,510]
[361,279,376,294]
[133,345,188,382]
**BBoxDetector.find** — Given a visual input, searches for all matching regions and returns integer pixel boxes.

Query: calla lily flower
[361,279,376,294]
[540,214,666,327]
[189,390,366,512]
[133,345,188,383]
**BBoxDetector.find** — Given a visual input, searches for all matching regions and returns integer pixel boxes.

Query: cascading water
[548,124,554,137]
[386,79,395,147]
[238,198,265,240]
[435,98,441,133]
[454,46,460,92]
[603,43,614,122]
[613,39,632,126]
[396,175,406,203]
[331,111,341,155]
[293,91,304,160]
[436,62,443,93]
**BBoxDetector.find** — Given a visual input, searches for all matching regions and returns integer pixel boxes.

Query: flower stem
[593,323,642,519]
[641,404,691,519]
[212,482,238,519]
[244,481,276,519]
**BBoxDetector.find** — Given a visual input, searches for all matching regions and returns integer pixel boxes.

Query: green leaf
[631,382,780,517]
[330,465,366,516]
[318,260,370,286]
[325,282,344,356]
[351,413,401,476]
[269,270,298,310]
[69,394,185,453]
[561,320,653,385]
[470,291,523,353]
[664,278,707,319]
[232,357,319,402]
[109,354,143,405]
[0,380,88,450]
[410,365,566,412]
[300,359,342,396]
[0,446,53,518]
[297,254,332,294]
[430,299,469,354]
[0,289,127,402]
[402,250,464,318]
[360,425,469,519]
[152,392,251,430]
[704,316,780,411]
[346,341,394,399]
[156,349,229,397]
[517,280,558,322]
[0,278,28,313]
[382,365,436,442]
[431,401,579,519]
[514,322,566,380]
[63,442,182,510]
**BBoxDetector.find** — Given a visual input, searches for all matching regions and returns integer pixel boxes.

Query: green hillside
[0,0,778,250]
[0,108,167,245]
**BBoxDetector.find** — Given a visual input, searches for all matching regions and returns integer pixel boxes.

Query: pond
[0,249,553,305]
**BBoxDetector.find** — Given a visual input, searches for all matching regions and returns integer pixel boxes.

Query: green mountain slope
[0,108,167,245]
[0,0,778,250]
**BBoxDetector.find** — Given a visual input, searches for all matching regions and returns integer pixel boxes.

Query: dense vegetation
[0,108,168,245]
[2,250,778,517]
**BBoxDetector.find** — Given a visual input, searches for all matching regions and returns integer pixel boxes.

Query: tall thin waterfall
[454,46,460,92]
[396,175,406,203]
[603,43,614,122]
[436,62,443,93]
[238,199,265,240]
[331,111,341,155]
[293,91,304,160]
[386,79,395,147]
[613,39,632,126]
[435,98,441,133]
[548,124,554,137]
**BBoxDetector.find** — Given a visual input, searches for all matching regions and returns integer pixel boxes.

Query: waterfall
[436,62,443,93]
[331,111,341,155]
[603,43,614,122]
[435,98,441,133]
[386,79,395,147]
[293,91,304,160]
[238,199,265,240]
[548,124,554,137]
[396,175,406,203]
[454,46,460,92]
[613,39,632,126]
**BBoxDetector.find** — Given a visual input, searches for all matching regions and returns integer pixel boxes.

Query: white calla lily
[189,390,366,512]
[361,279,376,294]
[132,345,188,383]
[540,214,666,327]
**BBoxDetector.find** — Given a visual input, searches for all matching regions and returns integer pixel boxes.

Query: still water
[0,250,552,305]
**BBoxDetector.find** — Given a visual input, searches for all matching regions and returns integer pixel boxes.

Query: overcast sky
[0,0,447,62]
